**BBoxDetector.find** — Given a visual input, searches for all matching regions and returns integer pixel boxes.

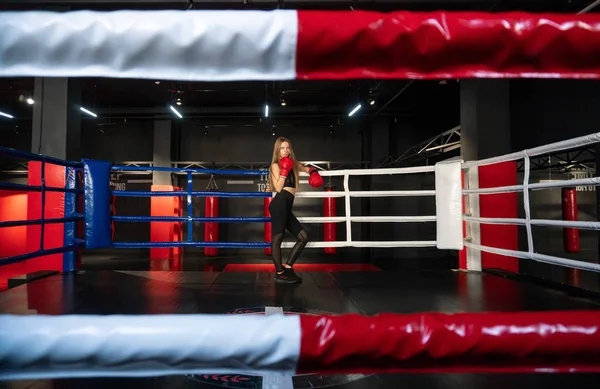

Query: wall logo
[570,170,596,192]
[187,307,372,389]
[256,170,269,192]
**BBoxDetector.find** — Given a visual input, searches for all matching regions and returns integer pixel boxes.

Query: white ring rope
[523,153,534,253]
[298,216,436,223]
[279,166,438,249]
[464,216,600,230]
[462,132,600,168]
[464,242,600,273]
[463,177,600,195]
[294,190,435,198]
[311,166,435,176]
[281,241,437,248]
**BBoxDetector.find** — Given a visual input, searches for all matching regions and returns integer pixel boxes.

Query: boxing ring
[1,8,600,386]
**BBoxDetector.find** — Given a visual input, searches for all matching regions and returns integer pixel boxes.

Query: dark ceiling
[0,0,597,134]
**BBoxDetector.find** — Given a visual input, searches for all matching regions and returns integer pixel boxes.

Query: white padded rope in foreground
[3,311,600,381]
[0,10,298,81]
[464,242,600,273]
[0,314,301,381]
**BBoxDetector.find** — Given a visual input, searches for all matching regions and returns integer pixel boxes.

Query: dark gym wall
[509,79,600,288]
[371,103,460,270]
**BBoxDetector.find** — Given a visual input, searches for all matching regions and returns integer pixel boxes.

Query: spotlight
[27,98,34,105]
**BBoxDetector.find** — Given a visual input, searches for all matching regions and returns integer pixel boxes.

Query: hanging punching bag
[562,187,579,253]
[324,183,336,254]
[264,188,272,256]
[110,195,116,241]
[205,195,219,256]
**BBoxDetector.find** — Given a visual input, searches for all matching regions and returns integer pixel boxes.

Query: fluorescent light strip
[0,111,14,119]
[348,104,361,117]
[265,104,269,117]
[80,107,97,117]
[169,105,183,118]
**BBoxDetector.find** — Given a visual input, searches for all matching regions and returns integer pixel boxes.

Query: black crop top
[283,168,296,189]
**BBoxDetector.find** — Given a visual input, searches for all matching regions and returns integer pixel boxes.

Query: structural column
[153,120,172,185]
[28,77,82,274]
[31,78,81,160]
[150,119,181,262]
[460,79,518,273]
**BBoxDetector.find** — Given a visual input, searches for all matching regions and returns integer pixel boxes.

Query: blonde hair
[269,136,299,192]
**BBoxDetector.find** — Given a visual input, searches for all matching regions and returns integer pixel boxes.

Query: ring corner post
[62,166,79,272]
[462,165,482,272]
[26,161,67,273]
[434,157,464,253]
[83,159,112,250]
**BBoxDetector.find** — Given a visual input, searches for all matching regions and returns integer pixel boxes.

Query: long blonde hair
[269,136,299,192]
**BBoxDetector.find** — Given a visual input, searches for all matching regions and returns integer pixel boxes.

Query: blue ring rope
[0,146,82,168]
[113,242,270,249]
[111,165,268,176]
[0,216,84,228]
[0,182,82,194]
[113,216,269,223]
[0,244,83,267]
[112,190,271,198]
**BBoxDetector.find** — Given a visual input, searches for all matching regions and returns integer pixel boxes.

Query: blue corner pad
[83,159,112,249]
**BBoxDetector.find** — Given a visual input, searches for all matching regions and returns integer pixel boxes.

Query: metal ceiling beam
[378,125,461,167]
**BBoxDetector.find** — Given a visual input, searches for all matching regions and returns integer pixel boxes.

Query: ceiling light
[281,100,286,106]
[369,99,375,105]
[265,104,269,117]
[80,107,97,117]
[176,101,182,106]
[155,81,161,85]
[169,105,183,119]
[348,104,361,117]
[0,111,14,119]
[26,98,34,105]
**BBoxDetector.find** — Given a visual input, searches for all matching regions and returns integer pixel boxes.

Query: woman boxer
[269,136,323,283]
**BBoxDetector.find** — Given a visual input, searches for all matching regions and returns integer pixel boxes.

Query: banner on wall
[110,178,127,191]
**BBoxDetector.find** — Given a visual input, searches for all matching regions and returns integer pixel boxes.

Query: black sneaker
[275,270,300,284]
[283,266,302,282]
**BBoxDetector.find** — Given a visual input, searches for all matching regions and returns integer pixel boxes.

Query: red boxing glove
[308,167,324,188]
[279,157,294,178]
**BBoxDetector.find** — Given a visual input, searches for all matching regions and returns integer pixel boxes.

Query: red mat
[223,264,380,272]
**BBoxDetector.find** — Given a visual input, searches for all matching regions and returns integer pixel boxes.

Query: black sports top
[283,168,296,189]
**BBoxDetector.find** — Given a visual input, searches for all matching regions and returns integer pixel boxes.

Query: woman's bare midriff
[282,187,296,196]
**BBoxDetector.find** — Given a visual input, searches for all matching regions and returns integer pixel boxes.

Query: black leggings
[268,190,308,272]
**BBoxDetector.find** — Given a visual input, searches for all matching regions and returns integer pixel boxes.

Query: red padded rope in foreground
[298,311,600,374]
[296,11,600,80]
